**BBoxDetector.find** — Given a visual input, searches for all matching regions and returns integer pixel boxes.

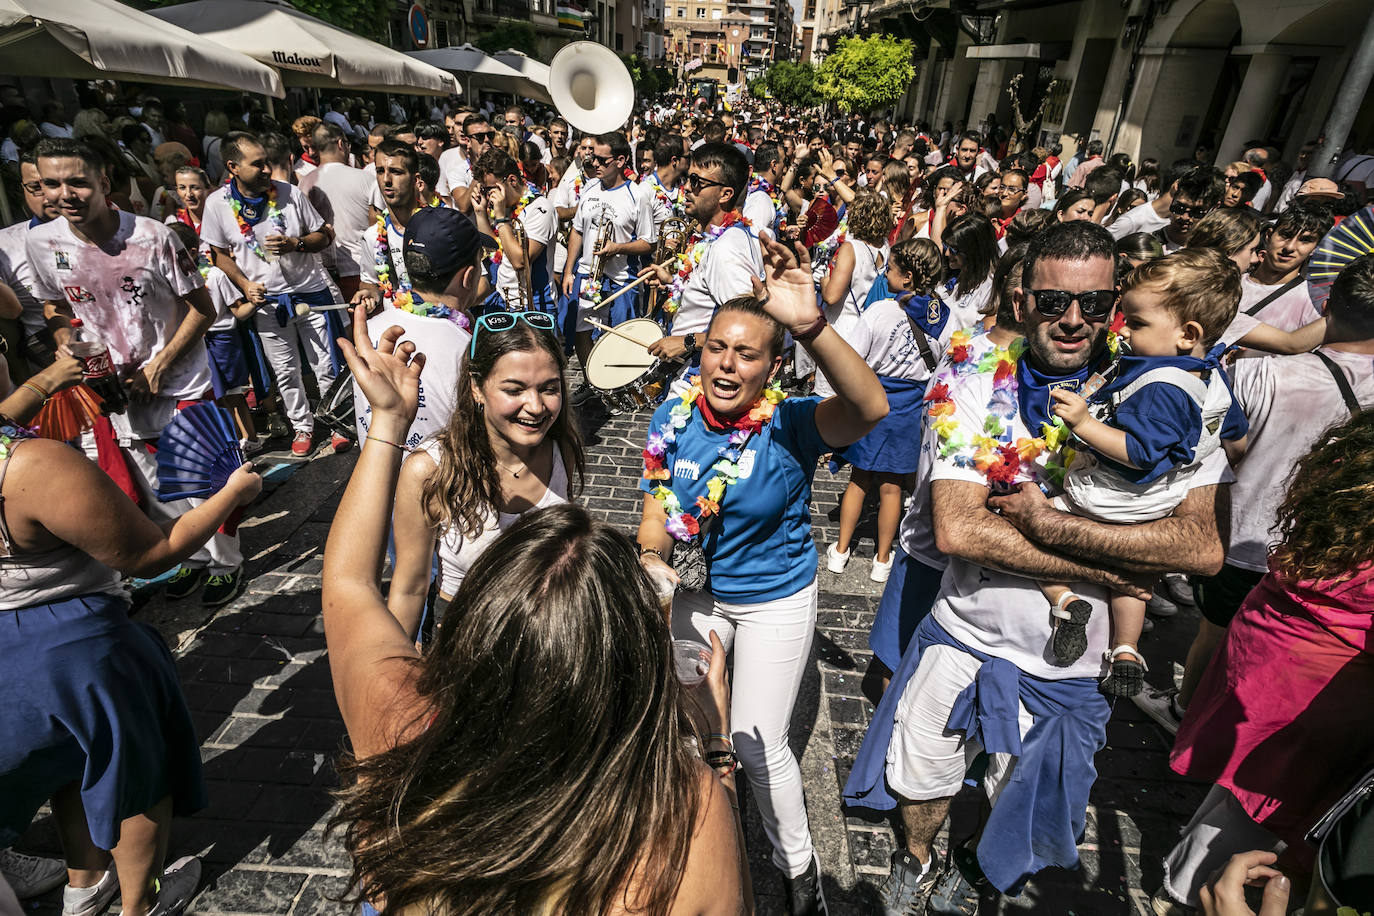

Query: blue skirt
[840,375,927,474]
[0,593,206,849]
[205,329,250,398]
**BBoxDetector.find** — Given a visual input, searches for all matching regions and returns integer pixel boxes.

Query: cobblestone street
[15,397,1207,916]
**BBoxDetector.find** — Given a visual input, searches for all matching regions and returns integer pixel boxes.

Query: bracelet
[706,732,733,745]
[792,312,828,343]
[365,435,406,451]
[19,381,50,401]
[639,546,664,561]
[704,748,739,774]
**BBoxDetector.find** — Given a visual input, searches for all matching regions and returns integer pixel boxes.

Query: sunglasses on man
[686,172,728,191]
[1028,288,1118,320]
[591,153,624,167]
[1169,201,1210,219]
[467,130,494,143]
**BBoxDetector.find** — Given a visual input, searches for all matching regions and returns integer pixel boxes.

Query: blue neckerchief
[1098,341,1227,401]
[27,216,42,229]
[228,179,270,227]
[899,290,951,341]
[843,614,1111,895]
[1015,352,1105,439]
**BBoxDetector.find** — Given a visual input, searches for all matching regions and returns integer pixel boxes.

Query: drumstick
[595,254,683,308]
[585,317,655,348]
[604,362,658,369]
[294,302,353,316]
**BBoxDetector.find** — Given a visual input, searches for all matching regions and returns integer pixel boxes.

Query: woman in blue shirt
[636,236,888,914]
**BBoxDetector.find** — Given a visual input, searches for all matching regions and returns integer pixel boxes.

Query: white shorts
[885,644,1033,802]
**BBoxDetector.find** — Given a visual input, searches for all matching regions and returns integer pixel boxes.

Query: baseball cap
[403,206,497,276]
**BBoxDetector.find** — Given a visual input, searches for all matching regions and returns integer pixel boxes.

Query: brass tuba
[548,42,635,135]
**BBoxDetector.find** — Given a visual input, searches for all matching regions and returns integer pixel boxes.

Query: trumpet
[587,204,612,302]
[646,217,693,316]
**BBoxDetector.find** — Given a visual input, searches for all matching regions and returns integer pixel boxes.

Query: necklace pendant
[242,203,259,221]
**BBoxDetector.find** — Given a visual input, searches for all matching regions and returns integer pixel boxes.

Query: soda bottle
[67,318,128,415]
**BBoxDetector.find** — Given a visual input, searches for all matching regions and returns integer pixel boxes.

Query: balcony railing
[476,0,531,17]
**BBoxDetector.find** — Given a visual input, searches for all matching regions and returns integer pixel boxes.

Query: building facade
[668,0,795,82]
[826,0,1372,168]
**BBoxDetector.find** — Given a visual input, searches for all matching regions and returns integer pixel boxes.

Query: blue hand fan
[1308,204,1374,310]
[156,403,245,502]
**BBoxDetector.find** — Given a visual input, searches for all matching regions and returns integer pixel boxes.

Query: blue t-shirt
[640,396,829,602]
[1096,354,1248,484]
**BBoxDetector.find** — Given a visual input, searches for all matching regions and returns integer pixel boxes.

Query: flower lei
[662,211,751,317]
[0,422,34,461]
[648,171,685,217]
[373,211,412,308]
[395,290,471,331]
[490,183,541,267]
[643,377,787,541]
[228,183,282,261]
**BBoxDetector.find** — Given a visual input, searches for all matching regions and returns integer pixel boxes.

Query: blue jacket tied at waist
[842,614,1111,895]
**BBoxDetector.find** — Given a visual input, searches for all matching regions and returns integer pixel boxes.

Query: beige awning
[407,45,551,103]
[0,0,283,96]
[147,0,460,96]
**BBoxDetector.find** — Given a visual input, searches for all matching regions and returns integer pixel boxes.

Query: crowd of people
[0,77,1372,916]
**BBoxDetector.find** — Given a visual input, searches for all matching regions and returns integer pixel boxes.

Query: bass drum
[584,318,676,413]
[315,366,357,441]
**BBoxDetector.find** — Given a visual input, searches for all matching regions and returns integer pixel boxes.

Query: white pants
[886,644,1033,804]
[1163,785,1284,907]
[253,309,335,434]
[673,580,818,877]
[126,441,243,574]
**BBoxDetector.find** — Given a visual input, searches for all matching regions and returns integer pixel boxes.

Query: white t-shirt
[742,187,783,236]
[436,146,471,199]
[851,297,950,382]
[420,439,569,596]
[1225,348,1374,572]
[1238,273,1320,330]
[204,266,243,332]
[359,214,408,291]
[26,211,211,400]
[200,180,330,296]
[300,162,382,278]
[1107,201,1168,240]
[352,306,470,450]
[817,238,886,398]
[573,179,656,286]
[0,218,46,337]
[667,222,764,336]
[943,274,993,332]
[927,354,1233,680]
[495,194,557,300]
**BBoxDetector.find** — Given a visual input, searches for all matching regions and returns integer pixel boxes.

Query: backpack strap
[1243,276,1303,316]
[1313,351,1362,415]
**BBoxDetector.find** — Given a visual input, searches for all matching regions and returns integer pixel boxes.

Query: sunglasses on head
[467,130,494,142]
[686,172,728,191]
[469,310,557,357]
[1169,201,1210,218]
[1029,288,1118,320]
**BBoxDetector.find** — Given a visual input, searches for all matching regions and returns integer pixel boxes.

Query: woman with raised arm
[635,236,888,914]
[323,309,750,916]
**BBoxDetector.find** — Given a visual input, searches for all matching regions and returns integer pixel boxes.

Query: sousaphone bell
[548,41,635,135]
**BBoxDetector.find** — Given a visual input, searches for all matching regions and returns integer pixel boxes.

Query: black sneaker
[571,382,599,406]
[878,850,936,915]
[783,855,828,916]
[164,566,209,600]
[201,568,246,607]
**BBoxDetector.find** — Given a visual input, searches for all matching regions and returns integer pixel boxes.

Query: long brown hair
[331,505,705,914]
[422,322,584,538]
[1270,411,1374,584]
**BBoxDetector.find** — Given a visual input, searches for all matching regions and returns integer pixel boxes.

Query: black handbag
[664,424,762,592]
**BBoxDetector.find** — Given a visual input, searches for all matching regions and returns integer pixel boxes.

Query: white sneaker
[1163,572,1195,606]
[1146,592,1178,618]
[870,554,893,583]
[239,438,265,458]
[826,543,850,573]
[61,865,118,916]
[1133,686,1186,736]
[146,856,201,916]
[1,848,67,899]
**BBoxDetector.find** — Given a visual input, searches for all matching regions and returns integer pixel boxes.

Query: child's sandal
[1101,645,1148,697]
[1050,592,1093,665]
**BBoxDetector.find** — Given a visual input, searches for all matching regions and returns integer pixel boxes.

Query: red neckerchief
[695,391,762,433]
[1253,167,1268,183]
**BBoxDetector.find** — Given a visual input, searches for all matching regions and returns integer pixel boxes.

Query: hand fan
[33,385,104,441]
[801,197,839,248]
[155,403,245,502]
[1308,204,1374,310]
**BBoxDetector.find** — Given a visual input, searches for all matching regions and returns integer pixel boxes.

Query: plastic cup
[646,563,677,615]
[672,639,711,687]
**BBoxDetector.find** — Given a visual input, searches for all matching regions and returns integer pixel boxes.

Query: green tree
[142,0,392,41]
[816,34,915,114]
[764,60,822,108]
[620,54,662,99]
[475,21,539,58]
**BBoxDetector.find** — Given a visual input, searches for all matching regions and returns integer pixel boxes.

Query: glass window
[696,7,705,17]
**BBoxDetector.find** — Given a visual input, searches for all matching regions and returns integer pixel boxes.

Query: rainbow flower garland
[490,183,541,267]
[647,171,686,217]
[395,290,470,331]
[0,422,34,460]
[643,376,786,540]
[228,183,283,261]
[373,211,412,308]
[662,211,751,317]
[748,175,785,224]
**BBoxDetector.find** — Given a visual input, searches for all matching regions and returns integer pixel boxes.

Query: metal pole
[1308,13,1374,180]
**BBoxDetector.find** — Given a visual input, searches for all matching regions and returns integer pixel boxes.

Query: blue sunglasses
[469,310,557,357]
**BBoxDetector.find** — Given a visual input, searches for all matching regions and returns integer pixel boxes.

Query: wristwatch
[683,333,699,353]
[294,236,307,252]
